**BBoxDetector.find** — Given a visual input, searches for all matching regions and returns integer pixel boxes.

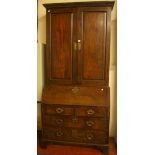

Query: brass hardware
[55,119,63,125]
[86,120,94,127]
[87,109,95,115]
[74,42,77,51]
[48,10,50,12]
[72,87,79,94]
[86,133,94,140]
[56,107,64,114]
[101,88,104,91]
[77,40,81,50]
[56,131,63,137]
[74,40,81,51]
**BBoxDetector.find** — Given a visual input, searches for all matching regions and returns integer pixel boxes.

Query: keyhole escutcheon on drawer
[56,131,63,137]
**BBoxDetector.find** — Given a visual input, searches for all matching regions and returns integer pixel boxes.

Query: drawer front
[42,104,74,115]
[71,129,109,144]
[75,106,109,117]
[42,104,109,117]
[43,115,108,130]
[83,117,109,130]
[43,127,72,141]
[43,127,108,144]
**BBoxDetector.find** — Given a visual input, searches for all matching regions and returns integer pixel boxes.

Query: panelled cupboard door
[46,8,77,84]
[45,7,111,86]
[77,7,111,86]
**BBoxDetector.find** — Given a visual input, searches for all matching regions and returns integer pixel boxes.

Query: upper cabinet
[44,2,114,86]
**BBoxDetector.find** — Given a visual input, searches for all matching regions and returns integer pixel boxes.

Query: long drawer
[42,104,109,117]
[43,127,108,144]
[43,115,109,130]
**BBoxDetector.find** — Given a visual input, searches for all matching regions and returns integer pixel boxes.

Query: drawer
[43,127,72,141]
[42,104,74,115]
[71,129,109,144]
[75,106,109,117]
[83,117,109,130]
[43,115,109,130]
[43,127,108,144]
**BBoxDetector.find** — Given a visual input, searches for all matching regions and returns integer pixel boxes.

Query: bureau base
[41,86,110,154]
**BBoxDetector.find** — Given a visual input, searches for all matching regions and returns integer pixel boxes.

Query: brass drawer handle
[87,109,95,115]
[56,107,64,114]
[55,119,63,125]
[56,131,63,137]
[86,133,94,140]
[86,120,94,127]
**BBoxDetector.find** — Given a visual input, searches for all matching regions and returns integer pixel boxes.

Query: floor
[37,131,117,155]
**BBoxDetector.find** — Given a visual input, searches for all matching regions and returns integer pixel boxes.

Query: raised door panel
[46,9,76,84]
[77,8,111,86]
[51,13,72,79]
[83,12,106,80]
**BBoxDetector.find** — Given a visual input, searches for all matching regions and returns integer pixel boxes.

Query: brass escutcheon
[72,87,79,94]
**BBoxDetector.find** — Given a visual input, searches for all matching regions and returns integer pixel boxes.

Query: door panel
[83,12,106,80]
[77,8,110,85]
[46,8,77,84]
[51,13,72,79]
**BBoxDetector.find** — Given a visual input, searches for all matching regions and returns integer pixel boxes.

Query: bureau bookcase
[41,1,114,154]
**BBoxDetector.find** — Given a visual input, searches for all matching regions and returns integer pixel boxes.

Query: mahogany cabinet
[41,1,114,154]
